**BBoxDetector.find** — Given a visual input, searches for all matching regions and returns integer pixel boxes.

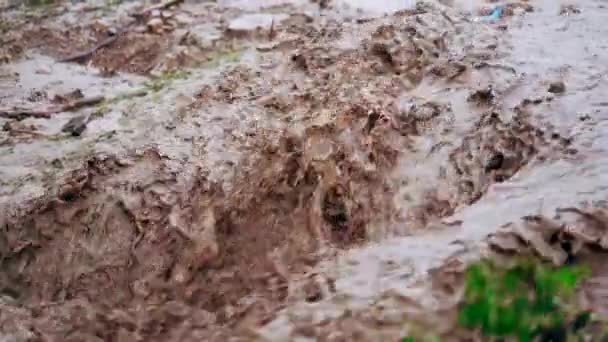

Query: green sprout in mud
[459,258,592,341]
[0,19,11,35]
[22,0,62,15]
[94,68,191,113]
[92,52,241,114]
[143,69,191,92]
[25,0,55,7]
[99,0,125,13]
[401,336,439,342]
[96,54,239,110]
[204,48,243,69]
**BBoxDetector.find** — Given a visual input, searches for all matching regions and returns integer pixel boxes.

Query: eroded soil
[1,0,608,340]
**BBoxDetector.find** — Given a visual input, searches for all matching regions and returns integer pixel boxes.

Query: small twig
[7,128,53,138]
[0,108,53,119]
[0,95,105,121]
[62,95,105,111]
[59,34,119,63]
[474,61,517,74]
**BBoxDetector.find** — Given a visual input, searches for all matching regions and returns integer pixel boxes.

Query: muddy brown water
[1,0,608,340]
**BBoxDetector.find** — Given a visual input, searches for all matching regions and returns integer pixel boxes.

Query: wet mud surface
[1,0,608,340]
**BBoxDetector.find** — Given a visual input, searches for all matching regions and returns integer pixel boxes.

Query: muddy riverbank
[1,0,608,340]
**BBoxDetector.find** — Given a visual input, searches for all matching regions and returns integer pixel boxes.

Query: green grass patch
[98,0,125,13]
[95,68,191,113]
[25,0,55,7]
[403,257,600,342]
[0,19,11,35]
[203,48,243,69]
[460,258,591,341]
[143,69,191,92]
[458,258,591,342]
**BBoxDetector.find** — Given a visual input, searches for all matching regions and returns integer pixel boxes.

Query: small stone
[548,81,566,94]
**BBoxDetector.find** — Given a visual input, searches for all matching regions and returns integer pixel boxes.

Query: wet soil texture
[1,0,608,341]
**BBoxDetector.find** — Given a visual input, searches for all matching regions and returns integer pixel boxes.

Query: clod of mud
[487,205,608,267]
[467,86,495,107]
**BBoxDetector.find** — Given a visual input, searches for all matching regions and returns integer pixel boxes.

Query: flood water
[1,0,607,340]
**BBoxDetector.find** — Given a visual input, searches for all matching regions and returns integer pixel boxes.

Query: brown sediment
[1,0,608,340]
[0,3,530,337]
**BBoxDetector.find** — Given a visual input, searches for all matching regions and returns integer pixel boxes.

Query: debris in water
[484,152,504,172]
[0,95,104,120]
[61,114,89,136]
[467,86,495,106]
[59,32,119,63]
[478,5,504,21]
[548,81,566,94]
[560,4,581,16]
[52,89,84,104]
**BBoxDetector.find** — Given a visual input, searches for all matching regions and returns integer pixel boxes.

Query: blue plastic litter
[479,5,504,21]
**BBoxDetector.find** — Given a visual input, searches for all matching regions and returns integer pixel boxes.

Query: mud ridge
[0,111,405,340]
